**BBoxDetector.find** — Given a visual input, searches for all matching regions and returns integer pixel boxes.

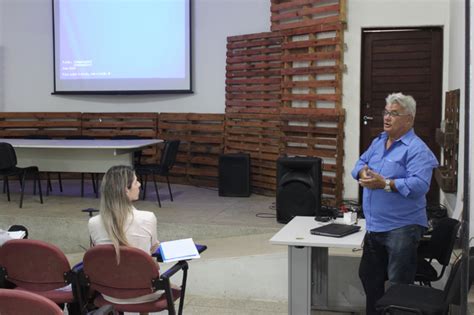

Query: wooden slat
[159,113,225,184]
[0,112,82,138]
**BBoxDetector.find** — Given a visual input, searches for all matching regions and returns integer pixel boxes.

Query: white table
[0,138,162,172]
[270,216,365,315]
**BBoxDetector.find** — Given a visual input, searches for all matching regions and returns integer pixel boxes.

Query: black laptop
[310,223,361,238]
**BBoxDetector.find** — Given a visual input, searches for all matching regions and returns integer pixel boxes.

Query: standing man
[352,92,438,314]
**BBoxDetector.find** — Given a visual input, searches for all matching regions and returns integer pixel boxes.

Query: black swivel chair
[0,142,43,208]
[415,217,461,286]
[376,257,463,314]
[135,140,180,207]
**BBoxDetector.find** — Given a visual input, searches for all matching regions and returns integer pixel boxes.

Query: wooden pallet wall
[223,0,347,204]
[158,113,225,186]
[0,112,82,138]
[81,113,158,138]
[280,107,344,203]
[225,113,281,194]
[270,0,344,32]
[435,89,460,193]
[276,0,345,205]
[81,112,159,163]
[225,32,283,194]
[226,31,283,115]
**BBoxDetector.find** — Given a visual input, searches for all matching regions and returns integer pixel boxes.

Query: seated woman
[88,165,163,307]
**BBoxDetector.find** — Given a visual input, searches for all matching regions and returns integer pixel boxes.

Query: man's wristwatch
[384,179,392,192]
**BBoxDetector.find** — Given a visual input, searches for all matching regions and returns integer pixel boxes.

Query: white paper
[7,230,26,239]
[159,238,200,263]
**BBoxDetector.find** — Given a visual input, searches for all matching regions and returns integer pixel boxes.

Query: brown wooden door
[360,27,443,203]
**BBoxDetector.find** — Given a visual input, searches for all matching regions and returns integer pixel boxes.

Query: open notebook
[7,230,26,239]
[310,223,361,238]
[157,238,201,263]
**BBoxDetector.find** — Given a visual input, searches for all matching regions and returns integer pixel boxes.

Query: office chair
[81,244,188,315]
[376,257,462,315]
[0,289,114,315]
[24,135,63,194]
[0,239,82,315]
[65,135,100,197]
[0,142,43,208]
[135,140,180,207]
[415,217,460,286]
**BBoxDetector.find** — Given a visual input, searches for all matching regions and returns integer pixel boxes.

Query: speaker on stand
[276,156,322,224]
[218,153,251,197]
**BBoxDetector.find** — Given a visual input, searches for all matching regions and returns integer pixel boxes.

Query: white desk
[0,138,162,173]
[270,216,365,315]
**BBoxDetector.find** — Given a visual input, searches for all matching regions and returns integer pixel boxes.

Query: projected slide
[53,0,192,93]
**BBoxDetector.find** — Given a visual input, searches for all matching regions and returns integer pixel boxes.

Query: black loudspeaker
[276,156,322,224]
[218,153,251,197]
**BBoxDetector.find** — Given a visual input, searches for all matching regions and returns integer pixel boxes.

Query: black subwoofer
[276,156,322,223]
[218,153,251,197]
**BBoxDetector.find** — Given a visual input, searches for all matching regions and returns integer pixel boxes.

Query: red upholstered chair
[0,289,115,315]
[82,244,188,315]
[0,239,82,315]
[0,288,63,315]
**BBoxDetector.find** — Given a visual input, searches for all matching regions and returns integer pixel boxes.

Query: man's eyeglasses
[382,110,411,117]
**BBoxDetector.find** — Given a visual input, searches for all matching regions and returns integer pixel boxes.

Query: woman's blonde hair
[99,165,135,264]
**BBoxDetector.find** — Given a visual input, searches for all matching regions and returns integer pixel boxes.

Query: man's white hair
[385,92,416,118]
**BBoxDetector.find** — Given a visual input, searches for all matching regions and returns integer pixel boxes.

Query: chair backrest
[428,217,460,265]
[0,288,63,315]
[0,239,72,291]
[159,140,180,175]
[0,142,17,170]
[83,245,160,299]
[442,257,463,305]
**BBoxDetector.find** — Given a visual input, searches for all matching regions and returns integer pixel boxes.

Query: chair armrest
[160,260,189,281]
[72,261,84,272]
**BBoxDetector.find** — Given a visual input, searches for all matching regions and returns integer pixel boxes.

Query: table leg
[288,246,311,315]
[311,247,329,306]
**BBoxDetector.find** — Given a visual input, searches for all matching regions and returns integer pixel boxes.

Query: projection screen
[52,0,192,94]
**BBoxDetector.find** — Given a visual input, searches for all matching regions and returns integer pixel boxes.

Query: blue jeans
[359,224,425,315]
